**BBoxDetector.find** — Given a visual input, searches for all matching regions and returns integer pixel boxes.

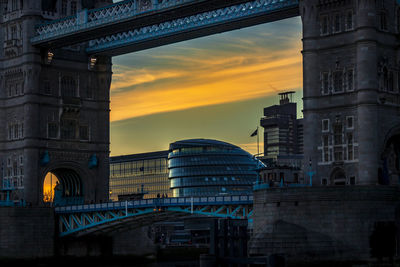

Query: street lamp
[307,157,315,186]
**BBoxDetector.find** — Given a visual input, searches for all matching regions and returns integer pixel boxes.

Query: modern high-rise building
[260,92,303,161]
[109,151,171,201]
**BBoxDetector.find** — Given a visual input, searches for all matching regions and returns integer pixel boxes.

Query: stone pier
[0,207,55,258]
[249,186,400,263]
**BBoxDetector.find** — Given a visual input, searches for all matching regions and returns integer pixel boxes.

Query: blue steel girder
[87,0,299,56]
[58,208,156,237]
[31,0,299,56]
[55,195,253,237]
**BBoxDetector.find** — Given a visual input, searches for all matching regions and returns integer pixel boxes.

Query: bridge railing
[55,194,253,213]
[32,0,199,43]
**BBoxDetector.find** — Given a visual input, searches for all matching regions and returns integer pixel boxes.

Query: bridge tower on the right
[301,0,400,186]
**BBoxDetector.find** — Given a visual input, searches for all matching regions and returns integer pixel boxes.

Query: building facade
[260,92,303,161]
[302,0,400,186]
[168,139,260,197]
[109,151,170,200]
[0,0,112,205]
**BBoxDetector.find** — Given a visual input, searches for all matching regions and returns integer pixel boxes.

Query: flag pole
[257,126,259,156]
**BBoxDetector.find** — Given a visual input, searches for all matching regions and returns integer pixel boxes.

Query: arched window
[61,76,76,97]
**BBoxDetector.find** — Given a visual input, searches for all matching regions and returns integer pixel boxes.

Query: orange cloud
[110,50,302,121]
[237,141,265,156]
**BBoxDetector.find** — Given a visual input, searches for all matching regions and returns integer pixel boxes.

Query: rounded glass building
[168,139,260,197]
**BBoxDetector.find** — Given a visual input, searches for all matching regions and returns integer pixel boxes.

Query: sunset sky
[109,16,303,156]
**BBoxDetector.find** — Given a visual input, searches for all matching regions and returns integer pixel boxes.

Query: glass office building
[109,151,170,200]
[168,139,260,197]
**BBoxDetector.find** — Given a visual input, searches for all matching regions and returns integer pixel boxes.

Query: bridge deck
[55,195,253,237]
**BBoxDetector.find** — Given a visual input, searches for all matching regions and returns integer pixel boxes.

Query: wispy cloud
[111,68,183,92]
[110,50,301,121]
[110,18,302,122]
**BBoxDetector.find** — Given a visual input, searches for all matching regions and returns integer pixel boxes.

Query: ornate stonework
[0,0,112,205]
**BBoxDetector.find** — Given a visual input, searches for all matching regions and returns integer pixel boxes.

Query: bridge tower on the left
[0,0,112,206]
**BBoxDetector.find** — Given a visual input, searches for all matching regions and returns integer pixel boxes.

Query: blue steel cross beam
[31,0,299,56]
[55,195,253,237]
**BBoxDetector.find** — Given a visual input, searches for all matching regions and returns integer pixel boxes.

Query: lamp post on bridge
[307,158,315,186]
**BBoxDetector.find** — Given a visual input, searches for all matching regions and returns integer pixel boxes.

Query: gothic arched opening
[42,168,84,206]
[43,172,59,203]
[330,168,346,186]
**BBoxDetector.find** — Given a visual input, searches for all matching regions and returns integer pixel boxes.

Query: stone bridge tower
[250,1,400,260]
[0,0,112,205]
[301,0,400,186]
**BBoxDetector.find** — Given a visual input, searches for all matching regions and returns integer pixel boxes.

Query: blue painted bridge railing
[55,195,253,237]
[31,0,204,44]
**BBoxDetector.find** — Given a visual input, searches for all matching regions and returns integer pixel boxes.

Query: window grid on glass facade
[168,140,259,197]
[110,153,170,200]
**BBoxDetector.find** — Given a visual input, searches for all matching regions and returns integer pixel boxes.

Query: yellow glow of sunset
[43,172,59,202]
[110,51,302,122]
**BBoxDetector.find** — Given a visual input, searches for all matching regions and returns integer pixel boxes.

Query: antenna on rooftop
[278,91,295,105]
